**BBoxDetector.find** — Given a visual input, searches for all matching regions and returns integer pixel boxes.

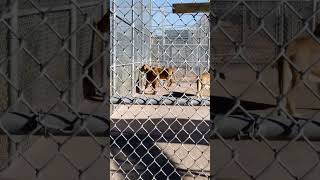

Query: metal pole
[112,1,117,96]
[278,3,285,116]
[70,0,78,110]
[149,0,152,65]
[162,7,165,66]
[209,1,215,177]
[148,0,153,64]
[131,0,135,95]
[197,31,200,75]
[141,0,144,64]
[101,0,108,93]
[140,0,144,92]
[241,4,246,44]
[170,42,173,67]
[7,0,18,168]
[312,0,318,31]
[8,0,18,108]
[207,17,210,70]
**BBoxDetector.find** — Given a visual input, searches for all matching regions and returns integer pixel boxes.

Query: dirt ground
[111,63,320,179]
[111,72,210,179]
[2,63,320,179]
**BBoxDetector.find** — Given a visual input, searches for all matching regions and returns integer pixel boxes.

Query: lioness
[140,64,176,95]
[196,70,226,98]
[281,24,320,116]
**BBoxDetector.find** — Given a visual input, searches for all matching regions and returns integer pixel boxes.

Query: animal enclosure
[111,0,320,179]
[0,0,108,179]
[110,0,211,179]
[1,0,320,179]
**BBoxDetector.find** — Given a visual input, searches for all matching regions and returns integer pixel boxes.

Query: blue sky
[114,0,209,32]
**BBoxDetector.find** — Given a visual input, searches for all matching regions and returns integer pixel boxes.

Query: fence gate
[211,0,320,180]
[0,0,109,179]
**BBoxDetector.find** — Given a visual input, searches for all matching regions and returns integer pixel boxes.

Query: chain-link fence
[110,0,210,179]
[0,0,109,179]
[211,0,320,179]
[4,0,320,179]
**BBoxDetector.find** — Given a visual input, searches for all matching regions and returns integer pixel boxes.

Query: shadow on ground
[110,117,211,179]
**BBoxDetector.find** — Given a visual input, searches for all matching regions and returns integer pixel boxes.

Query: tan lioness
[281,24,320,116]
[140,64,176,95]
[196,70,225,98]
[196,72,210,98]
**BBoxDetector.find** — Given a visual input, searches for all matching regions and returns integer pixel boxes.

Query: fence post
[149,1,152,65]
[312,0,318,31]
[112,1,117,96]
[101,1,108,94]
[70,0,79,111]
[277,3,285,116]
[8,0,18,108]
[7,0,18,167]
[140,1,144,92]
[131,0,135,95]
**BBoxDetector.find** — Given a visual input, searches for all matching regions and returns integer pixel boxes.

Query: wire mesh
[0,0,108,179]
[110,0,211,179]
[211,0,320,179]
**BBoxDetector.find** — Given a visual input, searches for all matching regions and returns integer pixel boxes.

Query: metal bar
[161,6,166,66]
[101,1,108,93]
[112,1,117,96]
[312,0,318,31]
[139,0,144,92]
[159,44,208,46]
[207,18,210,69]
[197,33,200,75]
[8,0,18,114]
[209,1,216,156]
[277,4,285,116]
[149,0,152,65]
[69,2,78,111]
[7,0,19,168]
[172,3,209,13]
[241,4,246,44]
[131,0,135,95]
[106,0,110,116]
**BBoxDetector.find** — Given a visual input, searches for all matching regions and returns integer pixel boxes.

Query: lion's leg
[167,75,173,87]
[152,80,159,95]
[144,81,150,93]
[196,79,200,98]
